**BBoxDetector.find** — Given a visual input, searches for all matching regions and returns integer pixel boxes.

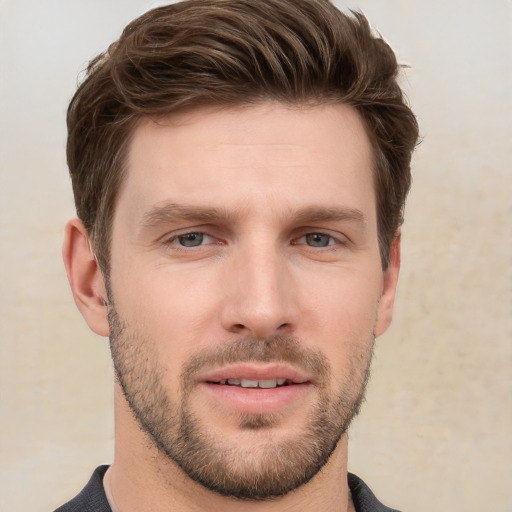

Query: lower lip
[199,382,314,414]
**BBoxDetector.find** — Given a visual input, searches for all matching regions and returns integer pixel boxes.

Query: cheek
[300,267,383,332]
[111,265,224,364]
[297,268,381,374]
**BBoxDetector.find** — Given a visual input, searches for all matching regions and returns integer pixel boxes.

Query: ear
[62,218,110,337]
[374,232,401,338]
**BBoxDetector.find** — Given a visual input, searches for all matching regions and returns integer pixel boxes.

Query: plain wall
[0,1,511,511]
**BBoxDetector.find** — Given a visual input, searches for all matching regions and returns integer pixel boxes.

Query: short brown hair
[67,0,418,272]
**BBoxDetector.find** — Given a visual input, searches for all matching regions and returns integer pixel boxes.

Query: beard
[108,302,374,501]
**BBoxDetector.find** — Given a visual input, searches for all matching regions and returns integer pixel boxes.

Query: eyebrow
[141,202,242,228]
[292,206,367,226]
[140,202,367,229]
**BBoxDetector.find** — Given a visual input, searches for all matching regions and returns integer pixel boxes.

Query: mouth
[197,364,314,415]
[199,363,311,387]
[207,378,302,389]
[209,377,293,388]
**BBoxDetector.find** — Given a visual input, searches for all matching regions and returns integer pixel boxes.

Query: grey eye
[305,233,332,247]
[177,232,204,247]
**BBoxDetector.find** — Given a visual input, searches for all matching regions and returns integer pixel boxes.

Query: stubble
[108,301,374,500]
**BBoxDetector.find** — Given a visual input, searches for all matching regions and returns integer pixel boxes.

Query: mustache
[180,335,330,387]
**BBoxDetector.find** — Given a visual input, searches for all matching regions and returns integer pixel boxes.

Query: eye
[299,233,336,248]
[170,232,212,248]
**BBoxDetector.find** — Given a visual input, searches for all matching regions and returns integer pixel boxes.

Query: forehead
[118,102,375,223]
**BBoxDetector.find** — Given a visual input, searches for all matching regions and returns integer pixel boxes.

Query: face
[106,102,397,499]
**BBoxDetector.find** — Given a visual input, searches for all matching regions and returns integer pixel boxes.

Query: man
[57,0,418,510]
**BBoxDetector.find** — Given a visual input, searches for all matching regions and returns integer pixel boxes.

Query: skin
[63,102,400,512]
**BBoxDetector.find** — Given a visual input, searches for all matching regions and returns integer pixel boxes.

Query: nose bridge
[221,236,295,337]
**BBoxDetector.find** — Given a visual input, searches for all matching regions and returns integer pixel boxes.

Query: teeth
[240,379,259,388]
[258,379,277,389]
[222,378,289,388]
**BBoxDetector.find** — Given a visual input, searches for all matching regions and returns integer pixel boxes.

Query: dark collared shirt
[54,465,402,512]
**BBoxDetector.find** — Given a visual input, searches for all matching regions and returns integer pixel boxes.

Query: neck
[107,384,355,512]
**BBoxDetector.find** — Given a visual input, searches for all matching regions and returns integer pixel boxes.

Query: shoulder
[53,466,111,512]
[348,473,403,512]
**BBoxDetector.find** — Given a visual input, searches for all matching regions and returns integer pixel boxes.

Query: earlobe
[374,232,401,338]
[62,218,110,337]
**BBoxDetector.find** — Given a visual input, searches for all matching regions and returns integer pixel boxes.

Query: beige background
[1,1,511,511]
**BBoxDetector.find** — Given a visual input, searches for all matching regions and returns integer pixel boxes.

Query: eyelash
[292,233,339,248]
[164,232,216,249]
[164,231,344,250]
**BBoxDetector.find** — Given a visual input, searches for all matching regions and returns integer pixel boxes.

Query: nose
[220,242,298,339]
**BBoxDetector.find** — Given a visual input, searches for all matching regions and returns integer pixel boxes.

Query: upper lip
[198,363,312,384]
